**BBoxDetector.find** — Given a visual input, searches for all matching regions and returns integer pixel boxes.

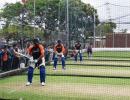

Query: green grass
[1,89,130,100]
[1,51,130,100]
[1,75,130,100]
[65,60,130,66]
[45,65,130,78]
[0,89,89,100]
[1,75,130,86]
[93,51,130,58]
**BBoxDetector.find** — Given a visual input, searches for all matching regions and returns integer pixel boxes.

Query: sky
[0,0,20,8]
[81,0,130,32]
[81,0,130,20]
[0,0,130,32]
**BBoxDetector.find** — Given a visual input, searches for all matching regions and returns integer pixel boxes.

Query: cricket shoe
[26,82,32,86]
[53,67,57,70]
[41,82,45,86]
[62,67,66,70]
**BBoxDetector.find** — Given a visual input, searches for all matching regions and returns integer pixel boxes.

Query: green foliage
[96,22,116,36]
[93,51,130,58]
[1,2,22,20]
[0,0,99,41]
[1,73,130,99]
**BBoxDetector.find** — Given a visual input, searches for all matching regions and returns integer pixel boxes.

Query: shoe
[62,67,66,70]
[53,67,56,70]
[26,82,32,86]
[80,61,83,64]
[41,82,45,86]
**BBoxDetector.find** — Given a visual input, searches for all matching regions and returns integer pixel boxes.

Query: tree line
[0,0,116,44]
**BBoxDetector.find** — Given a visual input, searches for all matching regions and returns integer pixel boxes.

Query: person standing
[11,43,20,69]
[26,38,46,86]
[53,40,66,70]
[87,43,93,59]
[74,41,82,62]
[1,45,10,71]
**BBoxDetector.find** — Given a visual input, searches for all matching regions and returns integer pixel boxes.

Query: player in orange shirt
[26,38,46,86]
[53,40,66,70]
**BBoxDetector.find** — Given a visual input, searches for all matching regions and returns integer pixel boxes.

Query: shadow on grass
[0,98,18,100]
[93,55,130,58]
[31,73,130,79]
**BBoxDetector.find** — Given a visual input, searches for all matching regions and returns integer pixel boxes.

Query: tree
[0,0,99,43]
[96,22,116,36]
[0,1,45,40]
[121,29,127,33]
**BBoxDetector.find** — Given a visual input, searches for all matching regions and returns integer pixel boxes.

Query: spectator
[48,45,54,63]
[11,43,20,69]
[45,46,50,64]
[7,45,14,70]
[0,48,3,72]
[1,45,11,71]
[71,47,78,58]
[64,45,68,60]
[87,43,93,59]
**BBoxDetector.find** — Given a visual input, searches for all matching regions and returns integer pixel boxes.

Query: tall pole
[93,12,96,48]
[126,33,127,48]
[99,24,102,48]
[21,5,24,52]
[66,0,69,48]
[58,0,61,39]
[22,9,24,51]
[113,32,114,48]
[21,0,27,52]
[33,0,36,38]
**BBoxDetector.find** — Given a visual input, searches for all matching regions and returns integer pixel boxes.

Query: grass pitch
[0,51,130,100]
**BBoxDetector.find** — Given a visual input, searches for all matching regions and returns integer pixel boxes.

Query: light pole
[33,0,36,38]
[113,32,114,48]
[66,0,69,48]
[93,12,96,48]
[20,7,25,51]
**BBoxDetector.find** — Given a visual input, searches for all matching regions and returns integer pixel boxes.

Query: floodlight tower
[105,2,112,22]
[33,0,36,38]
[66,0,69,48]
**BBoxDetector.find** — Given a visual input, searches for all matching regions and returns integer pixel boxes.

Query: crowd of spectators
[0,43,23,72]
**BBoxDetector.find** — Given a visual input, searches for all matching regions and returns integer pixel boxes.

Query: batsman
[26,38,46,86]
[53,40,66,70]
